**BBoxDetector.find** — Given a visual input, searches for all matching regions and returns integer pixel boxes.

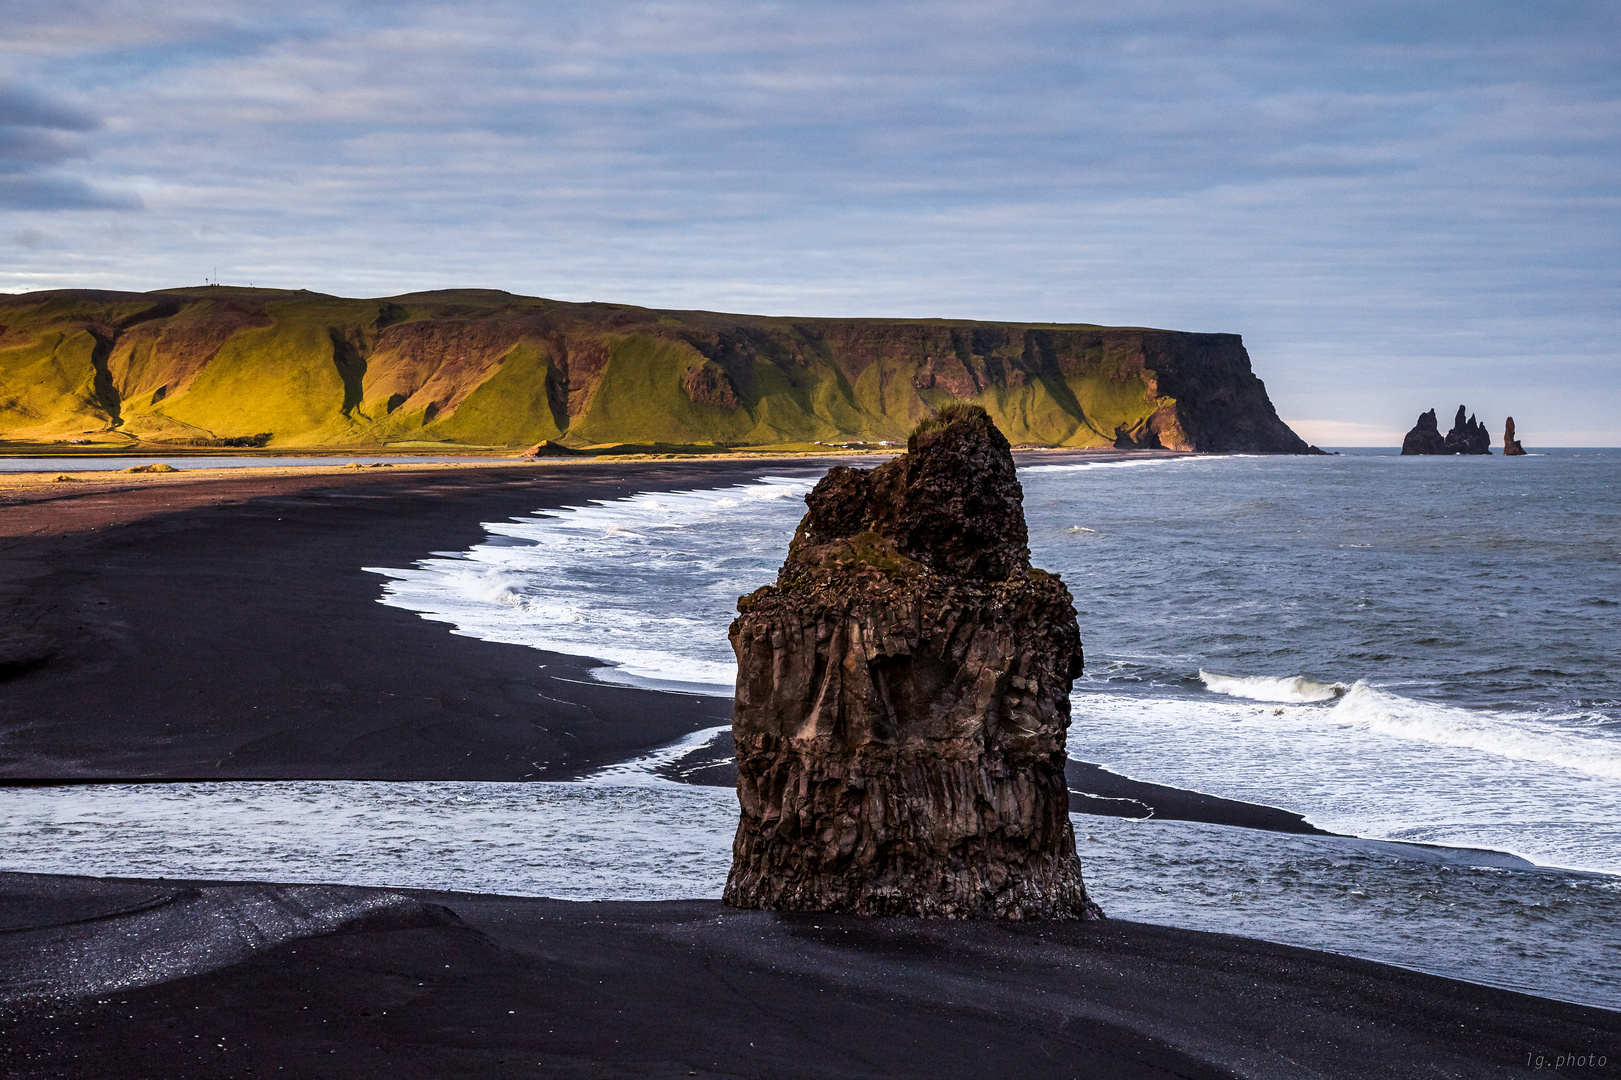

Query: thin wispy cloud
[1,0,1616,440]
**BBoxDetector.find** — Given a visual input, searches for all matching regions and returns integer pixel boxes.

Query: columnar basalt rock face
[724,406,1101,919]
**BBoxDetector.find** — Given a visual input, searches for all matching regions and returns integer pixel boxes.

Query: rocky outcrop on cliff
[1504,417,1527,456]
[724,406,1100,920]
[0,288,1317,453]
[1401,405,1493,455]
[1112,414,1166,449]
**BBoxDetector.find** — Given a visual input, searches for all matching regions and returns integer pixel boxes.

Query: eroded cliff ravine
[0,287,1317,452]
[725,406,1102,919]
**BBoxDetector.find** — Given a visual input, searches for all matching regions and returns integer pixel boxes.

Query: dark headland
[2,458,1615,1077]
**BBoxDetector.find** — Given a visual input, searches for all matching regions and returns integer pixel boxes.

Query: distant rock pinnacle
[1401,405,1492,455]
[1504,417,1527,456]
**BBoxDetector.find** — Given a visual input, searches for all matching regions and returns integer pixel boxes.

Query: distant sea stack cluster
[0,287,1319,453]
[725,405,1100,919]
[1401,405,1528,456]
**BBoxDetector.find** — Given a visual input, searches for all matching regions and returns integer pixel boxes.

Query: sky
[2,1,1618,445]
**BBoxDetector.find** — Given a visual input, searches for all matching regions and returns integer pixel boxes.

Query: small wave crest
[1331,682,1621,781]
[1199,670,1347,703]
[434,566,586,622]
[1196,672,1621,779]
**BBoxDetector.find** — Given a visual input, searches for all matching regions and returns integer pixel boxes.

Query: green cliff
[0,287,1315,453]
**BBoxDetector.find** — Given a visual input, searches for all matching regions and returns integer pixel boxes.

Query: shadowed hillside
[0,287,1316,453]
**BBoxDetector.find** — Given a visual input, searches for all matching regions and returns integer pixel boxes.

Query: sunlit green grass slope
[0,287,1313,454]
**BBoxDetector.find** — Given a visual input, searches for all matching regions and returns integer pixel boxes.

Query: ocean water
[370,449,1621,876]
[6,448,1619,1009]
[4,759,1618,1008]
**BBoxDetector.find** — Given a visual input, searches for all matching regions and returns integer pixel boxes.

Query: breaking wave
[1199,670,1347,703]
[1331,682,1621,781]
[1197,672,1619,780]
[366,457,1621,879]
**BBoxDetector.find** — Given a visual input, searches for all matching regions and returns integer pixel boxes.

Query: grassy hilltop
[0,287,1314,454]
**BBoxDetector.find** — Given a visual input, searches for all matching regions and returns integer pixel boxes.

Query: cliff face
[0,287,1315,452]
[725,406,1100,919]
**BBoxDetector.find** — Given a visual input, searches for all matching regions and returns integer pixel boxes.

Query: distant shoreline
[0,442,1191,477]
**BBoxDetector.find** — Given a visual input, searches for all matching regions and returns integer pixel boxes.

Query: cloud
[0,82,140,209]
[11,226,51,248]
[0,1,1616,436]
[0,82,96,130]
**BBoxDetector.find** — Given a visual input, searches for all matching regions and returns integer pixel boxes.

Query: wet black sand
[659,730,1330,833]
[2,871,1615,1079]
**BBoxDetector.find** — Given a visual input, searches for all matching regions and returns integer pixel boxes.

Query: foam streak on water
[1071,691,1621,875]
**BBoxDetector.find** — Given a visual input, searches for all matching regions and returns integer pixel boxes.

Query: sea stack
[1401,405,1492,455]
[1504,417,1527,456]
[1400,409,1447,455]
[1443,406,1492,454]
[724,405,1100,920]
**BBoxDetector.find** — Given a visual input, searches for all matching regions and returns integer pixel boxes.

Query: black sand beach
[3,871,1617,1079]
[0,455,1318,830]
[0,460,761,782]
[2,458,1617,1076]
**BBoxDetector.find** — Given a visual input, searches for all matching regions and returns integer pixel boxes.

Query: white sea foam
[0,780,738,901]
[365,463,1621,879]
[1199,670,1347,703]
[1070,690,1621,875]
[1330,682,1621,781]
[577,725,731,788]
[366,475,813,693]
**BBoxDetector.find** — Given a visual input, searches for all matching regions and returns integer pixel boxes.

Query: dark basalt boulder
[724,405,1100,920]
[1401,405,1493,455]
[1504,417,1527,456]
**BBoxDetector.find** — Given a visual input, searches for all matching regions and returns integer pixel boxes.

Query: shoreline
[2,454,1597,861]
[0,443,1194,480]
[0,452,1566,844]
